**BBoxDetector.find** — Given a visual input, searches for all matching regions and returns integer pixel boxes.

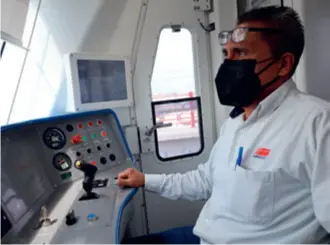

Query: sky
[150,28,196,97]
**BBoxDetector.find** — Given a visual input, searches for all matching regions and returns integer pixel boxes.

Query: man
[117,6,330,244]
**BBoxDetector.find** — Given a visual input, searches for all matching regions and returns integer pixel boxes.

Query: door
[133,0,216,234]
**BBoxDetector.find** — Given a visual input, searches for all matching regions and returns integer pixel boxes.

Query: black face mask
[215,58,280,107]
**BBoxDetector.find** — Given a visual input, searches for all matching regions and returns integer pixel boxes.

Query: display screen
[77,59,128,104]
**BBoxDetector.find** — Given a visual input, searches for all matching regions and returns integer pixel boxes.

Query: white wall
[8,0,144,126]
[209,0,238,136]
[293,0,330,102]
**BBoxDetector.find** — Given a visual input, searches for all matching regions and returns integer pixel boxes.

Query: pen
[235,146,244,170]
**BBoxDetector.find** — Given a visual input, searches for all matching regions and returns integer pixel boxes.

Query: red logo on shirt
[253,148,271,159]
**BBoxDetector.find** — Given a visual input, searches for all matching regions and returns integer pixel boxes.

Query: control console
[1,109,137,244]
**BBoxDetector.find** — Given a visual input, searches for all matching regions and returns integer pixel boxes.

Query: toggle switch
[71,134,83,144]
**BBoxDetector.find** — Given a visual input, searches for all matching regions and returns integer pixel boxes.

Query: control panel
[1,109,136,244]
[37,114,128,186]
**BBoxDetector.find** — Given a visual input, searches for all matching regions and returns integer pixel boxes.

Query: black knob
[100,157,107,165]
[109,154,116,161]
[65,210,77,226]
[66,124,74,132]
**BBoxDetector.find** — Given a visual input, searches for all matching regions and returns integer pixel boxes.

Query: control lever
[145,122,173,137]
[75,160,100,201]
[34,206,57,230]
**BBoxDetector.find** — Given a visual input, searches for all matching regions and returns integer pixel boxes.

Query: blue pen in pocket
[235,146,244,170]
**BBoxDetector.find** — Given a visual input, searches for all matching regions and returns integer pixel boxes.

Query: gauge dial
[53,153,72,171]
[43,127,66,150]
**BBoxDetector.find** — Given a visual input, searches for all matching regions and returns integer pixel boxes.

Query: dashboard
[1,109,136,244]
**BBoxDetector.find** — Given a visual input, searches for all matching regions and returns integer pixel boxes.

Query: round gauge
[52,153,72,171]
[43,127,66,150]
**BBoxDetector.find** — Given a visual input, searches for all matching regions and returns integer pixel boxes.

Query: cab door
[133,0,217,234]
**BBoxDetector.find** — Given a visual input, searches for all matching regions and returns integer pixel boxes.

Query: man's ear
[278,52,295,76]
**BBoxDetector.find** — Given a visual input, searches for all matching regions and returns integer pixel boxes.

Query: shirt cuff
[144,174,164,193]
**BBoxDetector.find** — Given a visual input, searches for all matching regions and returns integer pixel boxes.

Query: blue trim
[1,109,138,244]
[115,188,138,244]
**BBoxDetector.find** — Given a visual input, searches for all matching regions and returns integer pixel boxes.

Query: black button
[66,124,74,132]
[109,154,116,161]
[100,157,107,165]
[76,152,81,157]
[106,143,110,148]
[97,146,101,151]
[87,149,92,154]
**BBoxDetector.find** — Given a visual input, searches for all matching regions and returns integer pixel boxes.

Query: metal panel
[133,0,216,234]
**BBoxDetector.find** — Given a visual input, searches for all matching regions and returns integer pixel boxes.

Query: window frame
[151,96,205,162]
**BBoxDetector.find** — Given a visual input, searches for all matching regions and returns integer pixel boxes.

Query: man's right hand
[116,168,145,187]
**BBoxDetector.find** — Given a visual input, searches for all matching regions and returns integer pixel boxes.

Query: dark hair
[237,6,305,76]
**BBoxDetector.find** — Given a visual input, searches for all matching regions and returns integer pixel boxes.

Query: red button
[97,120,103,125]
[71,135,82,144]
[78,124,83,129]
[91,161,96,166]
[101,131,107,137]
[88,122,93,127]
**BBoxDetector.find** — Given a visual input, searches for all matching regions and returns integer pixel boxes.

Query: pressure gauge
[53,153,72,171]
[43,127,66,150]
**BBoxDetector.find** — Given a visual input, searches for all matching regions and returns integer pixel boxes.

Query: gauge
[52,153,72,171]
[43,127,66,150]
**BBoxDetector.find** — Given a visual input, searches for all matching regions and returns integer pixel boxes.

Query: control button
[91,161,96,166]
[106,143,111,148]
[88,122,93,127]
[61,172,72,180]
[66,209,77,226]
[71,135,82,144]
[76,152,81,157]
[87,149,92,154]
[109,154,116,161]
[97,120,103,125]
[66,124,74,132]
[78,124,83,129]
[91,133,97,139]
[82,136,87,142]
[101,131,107,137]
[87,213,98,222]
[97,146,102,151]
[100,157,107,165]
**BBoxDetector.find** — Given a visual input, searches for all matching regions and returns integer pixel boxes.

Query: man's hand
[116,168,145,187]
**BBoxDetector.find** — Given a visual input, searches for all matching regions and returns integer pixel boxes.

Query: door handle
[144,122,173,137]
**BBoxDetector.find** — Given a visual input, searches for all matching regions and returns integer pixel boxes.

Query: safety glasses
[218,27,281,45]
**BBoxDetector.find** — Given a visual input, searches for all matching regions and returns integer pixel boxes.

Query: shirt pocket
[213,165,275,224]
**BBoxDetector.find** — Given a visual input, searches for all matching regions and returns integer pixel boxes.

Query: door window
[150,28,204,160]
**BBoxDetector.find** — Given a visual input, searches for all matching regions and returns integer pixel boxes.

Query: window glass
[151,28,196,101]
[0,41,26,125]
[150,28,203,161]
[152,98,204,160]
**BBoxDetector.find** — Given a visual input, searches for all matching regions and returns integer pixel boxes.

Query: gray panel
[1,111,136,244]
[35,113,130,187]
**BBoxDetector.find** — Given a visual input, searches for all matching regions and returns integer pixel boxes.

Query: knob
[65,209,77,226]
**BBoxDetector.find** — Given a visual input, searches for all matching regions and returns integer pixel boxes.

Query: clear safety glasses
[218,27,281,45]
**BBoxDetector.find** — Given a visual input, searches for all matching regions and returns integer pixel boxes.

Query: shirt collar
[229,78,296,119]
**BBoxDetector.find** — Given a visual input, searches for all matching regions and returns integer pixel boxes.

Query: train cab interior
[1,0,330,243]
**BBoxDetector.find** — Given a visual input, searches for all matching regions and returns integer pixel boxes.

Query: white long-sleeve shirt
[144,79,330,243]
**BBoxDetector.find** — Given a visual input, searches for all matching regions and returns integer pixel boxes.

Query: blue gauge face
[53,152,72,171]
[43,127,66,150]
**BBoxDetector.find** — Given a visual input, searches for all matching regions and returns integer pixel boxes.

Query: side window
[150,28,204,161]
[0,40,27,125]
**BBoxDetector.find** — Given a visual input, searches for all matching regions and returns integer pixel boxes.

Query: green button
[82,136,87,141]
[91,133,97,139]
[60,172,72,180]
